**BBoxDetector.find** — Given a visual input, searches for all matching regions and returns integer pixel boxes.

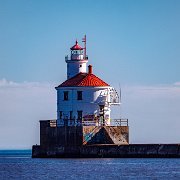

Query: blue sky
[1,0,180,84]
[0,0,180,148]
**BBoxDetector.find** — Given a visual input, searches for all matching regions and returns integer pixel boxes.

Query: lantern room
[70,40,84,60]
[65,39,88,79]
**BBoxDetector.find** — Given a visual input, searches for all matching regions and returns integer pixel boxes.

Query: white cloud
[112,83,180,144]
[0,79,56,149]
[0,79,180,149]
[174,82,180,86]
[0,78,18,87]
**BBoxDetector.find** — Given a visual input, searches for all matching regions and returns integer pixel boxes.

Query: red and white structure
[55,36,119,126]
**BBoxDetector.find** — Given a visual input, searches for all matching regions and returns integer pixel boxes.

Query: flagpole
[82,35,86,59]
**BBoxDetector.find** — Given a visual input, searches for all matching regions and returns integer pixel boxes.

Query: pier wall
[40,121,83,147]
[32,144,180,158]
[40,120,129,147]
[33,121,179,158]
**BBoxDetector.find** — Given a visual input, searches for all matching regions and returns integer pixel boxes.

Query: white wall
[66,59,88,79]
[56,86,111,125]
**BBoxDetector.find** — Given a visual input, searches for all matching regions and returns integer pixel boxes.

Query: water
[0,150,180,179]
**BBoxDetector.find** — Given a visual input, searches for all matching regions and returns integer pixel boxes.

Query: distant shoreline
[0,149,32,157]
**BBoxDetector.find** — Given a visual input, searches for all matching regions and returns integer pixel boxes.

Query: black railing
[65,55,88,61]
[112,119,128,126]
[40,118,129,127]
[49,120,57,127]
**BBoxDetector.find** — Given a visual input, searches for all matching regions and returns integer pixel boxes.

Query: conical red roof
[70,40,83,50]
[57,73,109,87]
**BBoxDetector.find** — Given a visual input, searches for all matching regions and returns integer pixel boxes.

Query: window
[77,91,82,100]
[64,91,69,101]
[70,111,73,119]
[77,111,82,120]
[59,111,63,119]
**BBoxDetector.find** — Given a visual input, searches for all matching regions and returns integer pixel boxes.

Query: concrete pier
[39,120,129,147]
[32,144,180,158]
[32,120,179,158]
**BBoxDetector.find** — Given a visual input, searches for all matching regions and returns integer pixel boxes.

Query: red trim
[70,40,83,50]
[57,73,109,87]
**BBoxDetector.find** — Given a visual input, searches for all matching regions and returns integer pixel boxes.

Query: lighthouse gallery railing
[46,119,128,127]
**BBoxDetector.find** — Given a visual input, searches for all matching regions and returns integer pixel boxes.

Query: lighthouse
[32,36,129,157]
[55,36,120,127]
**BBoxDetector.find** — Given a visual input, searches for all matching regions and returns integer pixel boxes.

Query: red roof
[57,73,109,87]
[70,40,83,50]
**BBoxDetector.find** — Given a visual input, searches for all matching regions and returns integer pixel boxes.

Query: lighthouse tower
[55,37,120,127]
[65,40,88,79]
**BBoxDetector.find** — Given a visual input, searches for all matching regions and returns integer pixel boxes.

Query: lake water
[0,150,180,179]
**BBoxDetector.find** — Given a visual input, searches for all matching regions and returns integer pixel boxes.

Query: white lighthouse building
[32,36,129,155]
[55,37,119,126]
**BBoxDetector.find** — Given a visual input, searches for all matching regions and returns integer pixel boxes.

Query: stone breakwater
[32,144,180,158]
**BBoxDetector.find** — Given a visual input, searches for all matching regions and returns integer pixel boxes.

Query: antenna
[120,87,122,104]
[119,83,122,119]
[119,83,122,104]
[82,35,86,59]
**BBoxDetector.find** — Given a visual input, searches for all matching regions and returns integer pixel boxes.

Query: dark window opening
[77,111,83,120]
[60,111,63,119]
[99,105,105,125]
[77,91,82,100]
[70,111,73,119]
[64,91,69,101]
